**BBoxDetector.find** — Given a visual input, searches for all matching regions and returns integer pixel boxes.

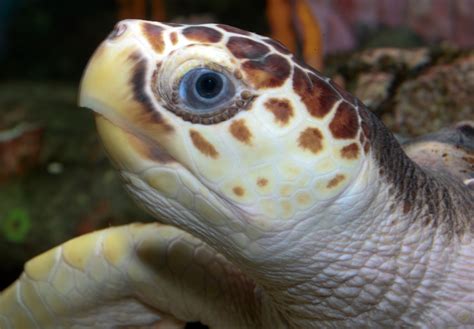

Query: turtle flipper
[0,223,261,328]
[403,121,474,188]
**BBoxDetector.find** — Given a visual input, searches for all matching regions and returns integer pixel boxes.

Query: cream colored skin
[1,20,473,328]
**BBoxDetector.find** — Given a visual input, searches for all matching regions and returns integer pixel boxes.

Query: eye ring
[178,68,234,111]
[153,63,256,125]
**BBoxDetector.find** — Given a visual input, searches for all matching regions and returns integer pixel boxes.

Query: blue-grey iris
[179,68,234,111]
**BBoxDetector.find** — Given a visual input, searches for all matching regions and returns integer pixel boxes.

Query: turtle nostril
[108,23,128,40]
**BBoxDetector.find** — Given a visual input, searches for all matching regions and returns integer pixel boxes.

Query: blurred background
[0,1,472,324]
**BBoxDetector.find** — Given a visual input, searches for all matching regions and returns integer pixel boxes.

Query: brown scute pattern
[233,186,245,196]
[263,38,291,54]
[217,24,251,35]
[142,23,165,53]
[242,54,290,89]
[327,174,345,188]
[189,130,219,158]
[340,143,360,159]
[170,32,178,45]
[227,37,270,59]
[129,52,170,128]
[230,119,252,144]
[257,178,268,187]
[182,26,222,43]
[298,127,324,154]
[264,98,294,125]
[329,102,359,139]
[293,67,340,118]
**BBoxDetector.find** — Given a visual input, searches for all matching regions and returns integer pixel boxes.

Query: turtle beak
[78,20,172,173]
[78,20,143,125]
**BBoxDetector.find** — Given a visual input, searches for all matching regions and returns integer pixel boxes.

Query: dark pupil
[196,73,223,98]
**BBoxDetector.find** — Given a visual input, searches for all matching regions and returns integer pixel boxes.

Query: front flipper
[0,223,263,328]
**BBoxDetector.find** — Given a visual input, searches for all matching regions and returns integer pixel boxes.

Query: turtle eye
[179,68,235,111]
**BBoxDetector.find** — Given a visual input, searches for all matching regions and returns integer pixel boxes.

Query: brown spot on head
[182,26,222,43]
[229,119,252,144]
[297,192,311,205]
[340,143,360,160]
[264,98,294,126]
[298,127,324,154]
[329,102,359,139]
[233,186,245,196]
[242,54,290,89]
[327,174,345,188]
[189,130,219,158]
[403,200,412,214]
[217,24,251,36]
[262,38,291,54]
[129,53,174,131]
[293,67,339,118]
[257,178,268,187]
[169,31,178,45]
[227,36,270,59]
[142,23,165,53]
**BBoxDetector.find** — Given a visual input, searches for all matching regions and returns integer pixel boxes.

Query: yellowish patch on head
[280,200,294,219]
[190,129,219,158]
[314,157,337,175]
[296,192,312,207]
[278,161,303,180]
[259,199,279,219]
[143,168,180,198]
[280,184,295,197]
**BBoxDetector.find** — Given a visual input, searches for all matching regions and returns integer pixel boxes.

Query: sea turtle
[1,20,473,328]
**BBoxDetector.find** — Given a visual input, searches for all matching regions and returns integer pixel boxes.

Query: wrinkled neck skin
[121,114,473,328]
[243,115,474,328]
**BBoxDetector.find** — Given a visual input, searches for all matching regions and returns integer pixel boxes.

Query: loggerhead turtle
[0,20,473,328]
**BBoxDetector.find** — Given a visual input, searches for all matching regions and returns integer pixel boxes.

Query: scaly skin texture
[1,20,473,328]
[0,223,264,328]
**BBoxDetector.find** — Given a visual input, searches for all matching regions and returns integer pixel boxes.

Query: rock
[390,53,474,136]
[332,47,473,138]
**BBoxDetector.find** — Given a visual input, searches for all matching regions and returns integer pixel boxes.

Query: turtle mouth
[92,113,244,227]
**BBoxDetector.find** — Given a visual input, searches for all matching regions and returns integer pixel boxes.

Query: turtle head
[79,20,375,259]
